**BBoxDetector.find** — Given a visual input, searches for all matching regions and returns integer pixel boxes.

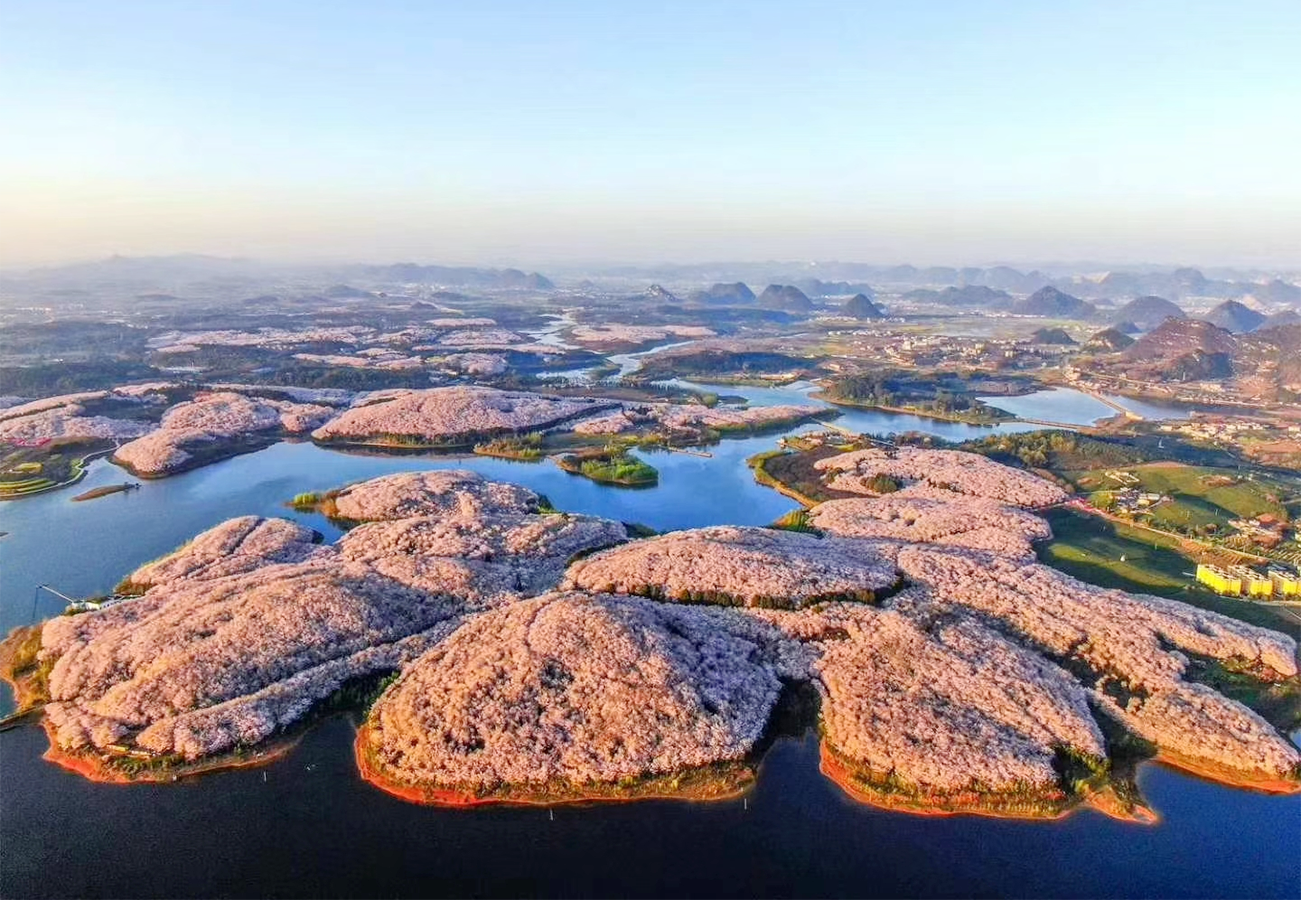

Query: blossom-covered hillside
[563,525,897,607]
[572,402,824,437]
[20,449,1300,817]
[0,389,161,444]
[114,391,334,477]
[120,516,326,590]
[311,386,617,445]
[815,447,1069,507]
[34,471,628,764]
[43,560,464,759]
[361,593,783,800]
[808,495,1052,561]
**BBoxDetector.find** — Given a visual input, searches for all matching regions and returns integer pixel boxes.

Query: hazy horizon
[3,0,1299,268]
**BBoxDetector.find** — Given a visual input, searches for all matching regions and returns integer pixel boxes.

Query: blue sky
[2,0,1298,266]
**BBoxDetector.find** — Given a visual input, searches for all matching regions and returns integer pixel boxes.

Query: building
[1198,562,1301,600]
[1268,566,1301,598]
[1228,565,1275,599]
[1196,564,1243,596]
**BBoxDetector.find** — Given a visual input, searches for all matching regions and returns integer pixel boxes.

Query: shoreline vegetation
[39,719,301,785]
[0,624,49,716]
[0,443,117,501]
[355,720,755,807]
[748,445,862,508]
[817,743,1156,824]
[473,433,547,461]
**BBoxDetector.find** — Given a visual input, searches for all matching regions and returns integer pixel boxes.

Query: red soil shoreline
[39,720,300,784]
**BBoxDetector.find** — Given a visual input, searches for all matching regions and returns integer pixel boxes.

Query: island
[4,447,1296,820]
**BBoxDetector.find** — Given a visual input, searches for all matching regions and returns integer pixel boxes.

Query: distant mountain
[901,285,1013,309]
[1247,279,1301,306]
[1260,309,1301,329]
[1256,325,1301,394]
[1083,328,1135,352]
[1029,327,1077,345]
[756,284,813,312]
[323,284,372,299]
[1119,318,1239,385]
[792,278,875,298]
[364,264,554,290]
[1082,268,1208,301]
[1086,316,1297,394]
[1124,317,1239,359]
[644,284,680,303]
[690,282,756,305]
[1114,321,1141,335]
[1112,295,1185,331]
[1202,300,1266,333]
[1011,286,1096,319]
[842,293,884,319]
[969,266,1051,294]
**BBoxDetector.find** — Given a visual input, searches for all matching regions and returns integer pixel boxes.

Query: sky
[2,0,1299,269]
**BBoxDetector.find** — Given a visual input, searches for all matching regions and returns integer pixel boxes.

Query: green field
[1039,508,1299,638]
[1068,463,1293,535]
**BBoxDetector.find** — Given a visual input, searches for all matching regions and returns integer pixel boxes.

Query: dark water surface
[1,392,1298,898]
[3,720,1298,899]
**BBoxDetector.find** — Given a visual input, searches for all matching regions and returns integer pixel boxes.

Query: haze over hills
[756,284,813,312]
[1010,287,1097,320]
[842,293,885,319]
[792,278,876,298]
[361,264,555,291]
[689,282,757,305]
[1111,296,1186,331]
[1202,300,1268,333]
[2,256,1297,323]
[901,285,1014,309]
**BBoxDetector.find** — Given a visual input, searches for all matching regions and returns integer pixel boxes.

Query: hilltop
[1203,300,1267,333]
[1011,287,1096,320]
[843,293,885,319]
[1082,328,1135,352]
[756,284,814,312]
[1029,327,1077,345]
[1112,296,1185,331]
[691,282,756,305]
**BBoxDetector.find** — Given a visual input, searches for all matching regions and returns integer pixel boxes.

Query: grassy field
[1067,462,1293,534]
[1039,508,1299,638]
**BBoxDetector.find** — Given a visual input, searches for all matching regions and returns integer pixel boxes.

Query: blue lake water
[978,388,1198,426]
[1,387,1298,898]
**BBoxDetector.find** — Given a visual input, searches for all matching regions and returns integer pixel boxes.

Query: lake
[978,387,1199,426]
[1,391,1298,898]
